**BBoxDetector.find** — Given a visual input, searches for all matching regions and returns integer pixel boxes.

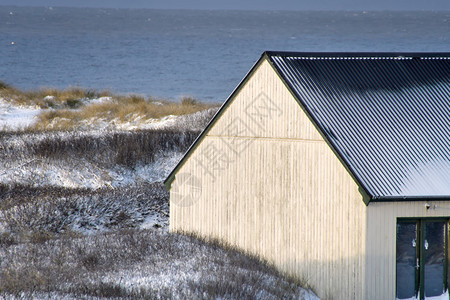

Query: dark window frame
[396,218,449,300]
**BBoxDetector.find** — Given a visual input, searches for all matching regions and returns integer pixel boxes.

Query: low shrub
[181,96,198,106]
[0,80,12,90]
[0,232,17,247]
[0,129,200,171]
[28,231,54,244]
[0,182,169,239]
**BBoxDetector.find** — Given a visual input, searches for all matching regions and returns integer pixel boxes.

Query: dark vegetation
[0,182,168,243]
[0,129,201,168]
[0,129,195,244]
[0,230,311,299]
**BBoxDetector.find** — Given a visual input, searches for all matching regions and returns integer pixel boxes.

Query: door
[396,219,449,300]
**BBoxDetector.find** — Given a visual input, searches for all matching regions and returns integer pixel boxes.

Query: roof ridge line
[264,50,450,59]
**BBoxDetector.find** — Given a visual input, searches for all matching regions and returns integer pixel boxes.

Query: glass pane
[397,222,417,300]
[424,221,446,299]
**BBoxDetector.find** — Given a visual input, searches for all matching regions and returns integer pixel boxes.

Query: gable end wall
[170,59,368,300]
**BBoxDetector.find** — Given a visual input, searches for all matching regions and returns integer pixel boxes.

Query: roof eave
[372,195,450,202]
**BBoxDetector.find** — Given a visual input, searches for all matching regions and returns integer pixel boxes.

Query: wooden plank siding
[365,200,450,299]
[170,59,367,300]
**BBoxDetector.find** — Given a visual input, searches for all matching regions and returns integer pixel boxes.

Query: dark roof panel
[268,52,450,198]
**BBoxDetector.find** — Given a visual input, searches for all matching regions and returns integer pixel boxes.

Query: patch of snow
[397,290,450,300]
[106,152,183,188]
[71,114,180,131]
[107,114,178,131]
[100,259,202,293]
[0,98,41,130]
[140,214,159,229]
[400,159,450,196]
[88,96,114,105]
[302,290,321,300]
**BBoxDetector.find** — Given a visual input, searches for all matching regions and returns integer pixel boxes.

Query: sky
[1,0,450,11]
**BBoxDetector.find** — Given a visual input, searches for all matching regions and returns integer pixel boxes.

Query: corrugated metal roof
[268,51,450,199]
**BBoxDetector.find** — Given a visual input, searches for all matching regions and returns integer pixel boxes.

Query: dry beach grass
[0,81,217,131]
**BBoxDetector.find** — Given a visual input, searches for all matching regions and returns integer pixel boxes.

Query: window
[396,219,449,300]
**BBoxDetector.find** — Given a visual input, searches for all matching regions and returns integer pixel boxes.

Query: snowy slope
[0,98,41,130]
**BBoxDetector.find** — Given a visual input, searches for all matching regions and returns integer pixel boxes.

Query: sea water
[0,7,449,102]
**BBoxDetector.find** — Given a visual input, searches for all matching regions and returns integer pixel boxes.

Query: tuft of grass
[65,98,83,109]
[81,252,101,271]
[28,231,54,244]
[181,96,198,106]
[0,80,13,90]
[0,232,17,247]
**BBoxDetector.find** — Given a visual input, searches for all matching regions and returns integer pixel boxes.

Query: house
[164,51,450,300]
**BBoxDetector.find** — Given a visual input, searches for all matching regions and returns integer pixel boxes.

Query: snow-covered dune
[0,98,41,130]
